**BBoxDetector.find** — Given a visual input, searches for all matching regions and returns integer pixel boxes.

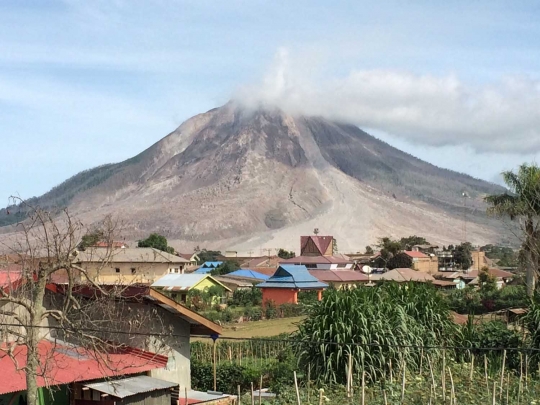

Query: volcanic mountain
[0,102,507,253]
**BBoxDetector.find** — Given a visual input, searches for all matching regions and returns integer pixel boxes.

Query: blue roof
[228,269,270,280]
[201,261,223,268]
[256,265,328,290]
[194,267,213,274]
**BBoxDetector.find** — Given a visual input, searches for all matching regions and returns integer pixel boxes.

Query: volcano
[0,102,507,253]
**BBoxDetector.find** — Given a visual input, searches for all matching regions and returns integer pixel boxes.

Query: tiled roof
[256,265,328,290]
[309,270,368,283]
[0,339,167,395]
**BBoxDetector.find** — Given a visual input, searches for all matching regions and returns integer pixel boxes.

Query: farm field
[220,316,305,338]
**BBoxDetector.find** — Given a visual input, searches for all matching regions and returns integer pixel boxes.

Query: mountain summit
[0,102,505,252]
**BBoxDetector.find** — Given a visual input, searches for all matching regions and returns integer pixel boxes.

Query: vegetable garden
[191,283,540,403]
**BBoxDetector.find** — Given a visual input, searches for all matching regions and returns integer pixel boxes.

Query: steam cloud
[237,48,540,154]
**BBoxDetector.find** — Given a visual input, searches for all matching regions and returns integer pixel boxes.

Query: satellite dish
[362,265,372,274]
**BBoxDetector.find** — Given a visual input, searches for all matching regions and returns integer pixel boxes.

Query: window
[115,268,120,273]
[131,268,136,274]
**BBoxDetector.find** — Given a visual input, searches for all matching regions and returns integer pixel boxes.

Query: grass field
[220,316,305,338]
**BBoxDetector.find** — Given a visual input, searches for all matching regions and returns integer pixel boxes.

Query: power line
[2,322,540,353]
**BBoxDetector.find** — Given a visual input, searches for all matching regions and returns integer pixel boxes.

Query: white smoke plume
[237,48,540,154]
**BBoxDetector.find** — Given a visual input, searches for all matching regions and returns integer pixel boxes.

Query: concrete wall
[262,288,297,305]
[50,297,192,390]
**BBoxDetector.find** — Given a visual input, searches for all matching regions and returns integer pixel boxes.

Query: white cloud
[237,49,540,154]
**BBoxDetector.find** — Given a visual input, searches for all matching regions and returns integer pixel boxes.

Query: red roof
[309,270,368,282]
[300,236,333,256]
[0,266,24,293]
[178,253,195,260]
[0,340,167,394]
[404,251,429,259]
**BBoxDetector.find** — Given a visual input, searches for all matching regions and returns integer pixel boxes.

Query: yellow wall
[80,262,180,284]
[413,257,439,274]
[471,251,486,271]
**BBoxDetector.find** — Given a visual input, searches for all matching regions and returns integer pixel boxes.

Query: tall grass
[294,282,458,384]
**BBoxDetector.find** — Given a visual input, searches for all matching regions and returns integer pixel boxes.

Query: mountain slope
[0,102,507,252]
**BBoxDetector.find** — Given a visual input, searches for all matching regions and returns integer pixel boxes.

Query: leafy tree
[372,237,402,268]
[479,266,497,292]
[485,163,540,296]
[277,248,295,259]
[210,260,240,276]
[387,252,413,270]
[399,235,429,250]
[365,245,374,255]
[453,242,473,270]
[137,233,174,253]
[480,244,519,267]
[196,248,222,264]
[78,229,105,250]
[332,238,338,253]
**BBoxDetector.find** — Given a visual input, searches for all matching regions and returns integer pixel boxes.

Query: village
[0,211,528,405]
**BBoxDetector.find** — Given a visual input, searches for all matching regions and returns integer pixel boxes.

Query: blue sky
[2,0,540,204]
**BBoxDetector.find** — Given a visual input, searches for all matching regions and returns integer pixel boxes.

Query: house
[151,273,232,303]
[213,276,254,291]
[0,279,225,405]
[213,270,269,291]
[466,268,514,289]
[280,255,354,270]
[194,261,224,274]
[226,269,270,281]
[371,268,436,283]
[256,265,328,305]
[308,270,368,289]
[433,272,467,289]
[404,251,439,273]
[74,247,190,284]
[178,252,201,268]
[0,339,171,405]
[300,235,335,256]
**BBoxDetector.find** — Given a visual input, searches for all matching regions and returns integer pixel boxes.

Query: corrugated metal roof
[309,270,368,282]
[371,268,434,282]
[83,375,177,399]
[0,339,167,395]
[257,265,328,290]
[201,261,223,268]
[280,255,352,265]
[151,274,232,292]
[227,269,270,280]
[77,248,188,264]
[194,267,212,274]
[152,274,208,289]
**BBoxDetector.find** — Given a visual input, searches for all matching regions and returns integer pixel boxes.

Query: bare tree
[0,199,169,405]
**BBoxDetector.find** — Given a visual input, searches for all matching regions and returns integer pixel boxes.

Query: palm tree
[484,163,540,296]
